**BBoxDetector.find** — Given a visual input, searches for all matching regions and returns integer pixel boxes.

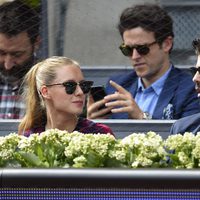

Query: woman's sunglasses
[119,41,157,57]
[46,80,94,94]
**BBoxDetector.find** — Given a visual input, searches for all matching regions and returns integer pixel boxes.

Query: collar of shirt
[137,65,172,95]
[0,79,21,91]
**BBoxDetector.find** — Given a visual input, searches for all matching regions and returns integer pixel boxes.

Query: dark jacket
[106,66,200,119]
[170,113,200,135]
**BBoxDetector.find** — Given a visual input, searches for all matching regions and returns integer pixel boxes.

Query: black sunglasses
[46,80,94,94]
[119,41,157,57]
[190,66,200,75]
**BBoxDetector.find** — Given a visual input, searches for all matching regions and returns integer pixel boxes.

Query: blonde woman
[18,56,114,136]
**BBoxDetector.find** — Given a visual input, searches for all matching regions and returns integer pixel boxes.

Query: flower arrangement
[0,129,199,168]
[165,132,200,168]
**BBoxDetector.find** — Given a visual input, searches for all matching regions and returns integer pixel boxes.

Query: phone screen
[90,86,112,115]
[90,86,108,110]
[90,86,107,102]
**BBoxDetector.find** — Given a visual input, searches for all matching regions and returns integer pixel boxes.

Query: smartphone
[90,86,107,102]
[90,86,112,116]
[90,86,108,110]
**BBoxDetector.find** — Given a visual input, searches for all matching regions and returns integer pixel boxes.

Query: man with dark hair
[170,39,200,134]
[0,0,40,119]
[87,4,200,120]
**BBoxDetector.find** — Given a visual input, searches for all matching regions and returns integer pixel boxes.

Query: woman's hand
[87,95,112,119]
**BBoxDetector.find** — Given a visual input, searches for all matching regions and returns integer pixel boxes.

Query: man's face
[192,55,200,97]
[122,27,173,85]
[0,32,36,83]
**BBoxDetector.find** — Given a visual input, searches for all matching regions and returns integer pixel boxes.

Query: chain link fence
[161,0,200,65]
[3,0,199,67]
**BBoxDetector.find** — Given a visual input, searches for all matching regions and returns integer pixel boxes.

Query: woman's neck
[45,115,78,132]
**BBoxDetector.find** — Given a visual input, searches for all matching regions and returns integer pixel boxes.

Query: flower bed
[0,130,199,168]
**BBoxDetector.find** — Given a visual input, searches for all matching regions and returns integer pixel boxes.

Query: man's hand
[104,80,144,119]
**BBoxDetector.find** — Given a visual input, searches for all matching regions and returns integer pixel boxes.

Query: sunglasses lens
[136,45,150,55]
[190,67,197,75]
[80,81,93,94]
[120,45,132,56]
[120,45,150,56]
[190,67,200,75]
[63,81,93,94]
[63,82,77,94]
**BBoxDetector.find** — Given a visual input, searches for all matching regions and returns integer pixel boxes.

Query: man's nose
[4,55,15,70]
[131,48,141,60]
[193,72,200,83]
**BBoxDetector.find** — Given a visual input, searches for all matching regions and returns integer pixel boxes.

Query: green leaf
[18,152,48,167]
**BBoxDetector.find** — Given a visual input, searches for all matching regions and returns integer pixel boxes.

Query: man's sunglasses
[46,80,94,94]
[119,41,157,57]
[190,66,200,75]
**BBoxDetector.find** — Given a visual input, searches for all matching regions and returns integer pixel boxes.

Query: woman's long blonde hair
[18,56,80,135]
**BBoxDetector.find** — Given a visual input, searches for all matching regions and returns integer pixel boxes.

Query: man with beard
[0,0,40,119]
[170,39,200,135]
[87,4,200,120]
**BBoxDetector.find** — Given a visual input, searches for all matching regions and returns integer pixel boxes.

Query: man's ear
[162,36,173,53]
[40,85,50,99]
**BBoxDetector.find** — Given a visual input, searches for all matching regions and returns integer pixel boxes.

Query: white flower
[0,129,199,168]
